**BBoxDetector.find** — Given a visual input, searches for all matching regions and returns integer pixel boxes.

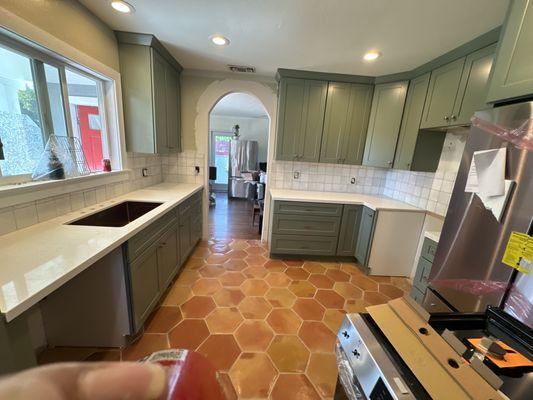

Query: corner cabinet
[276,78,327,162]
[362,81,408,168]
[336,205,362,257]
[117,32,182,154]
[487,0,533,103]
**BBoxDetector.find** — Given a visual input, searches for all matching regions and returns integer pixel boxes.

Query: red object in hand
[142,350,230,400]
[102,159,112,172]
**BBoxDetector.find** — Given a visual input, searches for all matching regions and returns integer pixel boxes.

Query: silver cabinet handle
[444,116,449,121]
[387,160,393,165]
[450,114,457,120]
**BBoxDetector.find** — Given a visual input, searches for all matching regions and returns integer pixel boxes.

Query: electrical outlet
[350,177,356,184]
[195,166,200,174]
[293,171,300,179]
[142,168,149,177]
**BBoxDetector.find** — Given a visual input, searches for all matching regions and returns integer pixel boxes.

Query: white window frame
[0,31,117,184]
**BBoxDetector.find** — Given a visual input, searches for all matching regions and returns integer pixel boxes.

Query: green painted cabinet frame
[363,81,408,168]
[355,206,376,270]
[487,0,533,103]
[276,78,327,162]
[320,83,373,165]
[336,205,362,256]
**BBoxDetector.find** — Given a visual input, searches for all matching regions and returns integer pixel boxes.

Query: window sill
[0,170,131,208]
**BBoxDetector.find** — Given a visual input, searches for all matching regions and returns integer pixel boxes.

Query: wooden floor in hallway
[208,192,261,240]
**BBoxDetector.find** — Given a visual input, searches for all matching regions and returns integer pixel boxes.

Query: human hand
[0,362,166,400]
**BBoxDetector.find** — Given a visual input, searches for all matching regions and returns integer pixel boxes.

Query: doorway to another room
[208,92,268,240]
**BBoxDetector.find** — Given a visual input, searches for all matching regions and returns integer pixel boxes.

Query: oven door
[336,344,366,399]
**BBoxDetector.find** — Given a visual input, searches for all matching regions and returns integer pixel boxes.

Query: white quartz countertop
[269,189,425,212]
[0,183,202,322]
[424,231,441,243]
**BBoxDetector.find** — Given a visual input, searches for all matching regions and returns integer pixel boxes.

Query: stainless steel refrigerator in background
[228,139,258,198]
[424,101,533,329]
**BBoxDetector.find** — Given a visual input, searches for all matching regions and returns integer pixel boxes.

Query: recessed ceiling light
[363,51,381,61]
[210,35,230,46]
[110,0,135,14]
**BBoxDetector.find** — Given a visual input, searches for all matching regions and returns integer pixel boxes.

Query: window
[0,36,110,181]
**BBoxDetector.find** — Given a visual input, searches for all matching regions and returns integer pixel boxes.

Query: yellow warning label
[502,232,532,274]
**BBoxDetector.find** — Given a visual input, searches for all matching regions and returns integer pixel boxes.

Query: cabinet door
[298,80,328,162]
[452,45,495,125]
[420,58,465,129]
[165,63,180,151]
[336,205,362,256]
[393,73,430,170]
[276,78,306,161]
[179,213,191,262]
[343,84,373,165]
[487,0,533,103]
[355,207,375,269]
[157,227,178,290]
[151,49,168,154]
[129,246,160,329]
[363,81,408,168]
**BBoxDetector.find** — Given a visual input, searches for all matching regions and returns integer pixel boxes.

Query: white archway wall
[163,75,278,244]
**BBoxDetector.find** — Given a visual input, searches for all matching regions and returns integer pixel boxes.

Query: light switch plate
[293,171,300,179]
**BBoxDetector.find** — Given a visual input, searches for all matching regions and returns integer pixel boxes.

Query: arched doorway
[193,79,277,242]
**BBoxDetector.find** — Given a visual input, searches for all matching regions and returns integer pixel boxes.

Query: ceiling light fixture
[363,51,381,61]
[210,35,230,46]
[110,0,135,14]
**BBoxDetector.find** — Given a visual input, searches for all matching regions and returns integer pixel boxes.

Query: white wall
[209,115,269,163]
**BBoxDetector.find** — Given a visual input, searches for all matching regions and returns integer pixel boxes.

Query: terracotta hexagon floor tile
[229,353,277,399]
[267,309,302,334]
[391,277,412,292]
[183,257,205,270]
[197,334,241,371]
[379,283,405,299]
[243,266,269,279]
[206,307,243,333]
[241,279,269,296]
[219,271,247,287]
[229,240,249,250]
[364,291,391,305]
[370,275,392,284]
[285,267,310,280]
[227,249,248,259]
[267,335,310,372]
[270,374,320,400]
[308,274,335,289]
[315,289,346,309]
[334,282,363,299]
[283,259,304,267]
[213,288,245,307]
[168,319,210,350]
[176,270,201,285]
[321,261,342,269]
[293,298,325,321]
[340,262,364,276]
[198,264,225,278]
[265,288,297,308]
[192,278,222,296]
[323,309,346,333]
[298,321,336,353]
[306,353,338,398]
[206,253,231,264]
[218,372,238,400]
[351,275,379,291]
[303,261,326,274]
[145,306,182,334]
[122,333,169,361]
[235,320,274,351]
[288,281,317,298]
[344,299,369,313]
[244,255,268,266]
[209,243,232,254]
[245,245,266,255]
[238,297,272,319]
[191,246,211,258]
[223,259,248,271]
[265,272,291,287]
[264,260,287,272]
[180,296,216,318]
[162,285,192,306]
[325,269,351,282]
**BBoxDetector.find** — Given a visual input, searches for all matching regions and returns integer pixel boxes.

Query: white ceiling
[80,0,509,77]
[210,92,268,118]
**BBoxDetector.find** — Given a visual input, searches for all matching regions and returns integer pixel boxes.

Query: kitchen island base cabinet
[0,313,37,374]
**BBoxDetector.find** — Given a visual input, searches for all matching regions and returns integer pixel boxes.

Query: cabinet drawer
[274,201,343,216]
[272,214,341,237]
[410,286,426,304]
[127,210,177,261]
[421,237,438,263]
[271,234,338,256]
[413,257,433,293]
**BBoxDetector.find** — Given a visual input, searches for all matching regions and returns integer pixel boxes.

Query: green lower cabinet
[0,314,37,374]
[270,234,338,256]
[411,237,438,304]
[410,287,426,304]
[355,207,376,270]
[336,205,362,256]
[272,214,341,237]
[157,227,178,290]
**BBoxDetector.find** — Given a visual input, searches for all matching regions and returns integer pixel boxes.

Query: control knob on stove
[352,349,361,359]
[342,330,350,339]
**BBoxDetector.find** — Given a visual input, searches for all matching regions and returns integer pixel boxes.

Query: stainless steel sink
[68,201,163,227]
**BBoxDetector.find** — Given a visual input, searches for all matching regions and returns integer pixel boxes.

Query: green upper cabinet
[276,78,327,162]
[362,81,408,168]
[420,58,465,129]
[116,32,182,155]
[393,73,430,170]
[453,44,496,125]
[487,0,533,103]
[320,83,373,165]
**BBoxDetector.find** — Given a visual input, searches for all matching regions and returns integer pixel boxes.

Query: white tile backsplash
[14,202,39,229]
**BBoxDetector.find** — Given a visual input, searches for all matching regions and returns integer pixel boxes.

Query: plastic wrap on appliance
[335,342,363,400]
[471,115,533,151]
[503,286,533,329]
[429,278,508,296]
